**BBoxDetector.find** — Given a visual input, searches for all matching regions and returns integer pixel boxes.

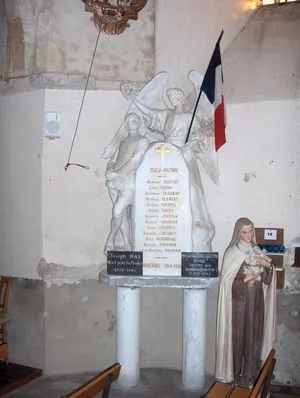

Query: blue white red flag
[201,33,226,151]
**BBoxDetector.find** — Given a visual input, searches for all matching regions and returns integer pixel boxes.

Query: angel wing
[127,71,170,142]
[187,70,220,185]
[102,72,170,160]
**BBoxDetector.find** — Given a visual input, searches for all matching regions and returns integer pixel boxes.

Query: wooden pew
[62,362,121,398]
[204,381,235,397]
[230,349,276,398]
[204,349,276,398]
[0,276,12,364]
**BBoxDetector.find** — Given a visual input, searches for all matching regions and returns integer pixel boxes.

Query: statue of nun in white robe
[215,217,277,387]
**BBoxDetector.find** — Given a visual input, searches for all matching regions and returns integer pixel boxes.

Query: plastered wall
[0,91,43,279]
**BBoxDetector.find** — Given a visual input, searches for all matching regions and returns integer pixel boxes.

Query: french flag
[201,31,226,152]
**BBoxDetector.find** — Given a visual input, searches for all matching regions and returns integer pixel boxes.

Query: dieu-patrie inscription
[133,142,192,276]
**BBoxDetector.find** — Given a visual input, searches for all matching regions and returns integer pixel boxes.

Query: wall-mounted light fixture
[244,0,299,11]
[244,0,259,11]
[261,0,299,5]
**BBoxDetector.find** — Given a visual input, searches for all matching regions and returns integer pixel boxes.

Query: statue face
[126,114,141,131]
[239,224,254,244]
[167,89,184,107]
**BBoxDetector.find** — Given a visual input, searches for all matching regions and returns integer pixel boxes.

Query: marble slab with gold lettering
[133,142,193,276]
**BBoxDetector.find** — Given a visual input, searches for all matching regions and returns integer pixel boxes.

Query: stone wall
[0,0,155,92]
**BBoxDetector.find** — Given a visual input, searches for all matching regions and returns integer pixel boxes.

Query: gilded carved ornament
[82,0,148,35]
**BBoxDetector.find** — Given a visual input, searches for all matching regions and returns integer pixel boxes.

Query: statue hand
[106,159,116,171]
[260,259,271,268]
[143,114,151,126]
[244,273,257,284]
[106,170,118,180]
[183,138,198,152]
[102,134,125,160]
[255,257,271,268]
[102,145,115,160]
[120,82,139,100]
[185,135,209,154]
[196,134,209,152]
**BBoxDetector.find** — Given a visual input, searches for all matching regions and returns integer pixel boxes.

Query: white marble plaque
[133,142,193,276]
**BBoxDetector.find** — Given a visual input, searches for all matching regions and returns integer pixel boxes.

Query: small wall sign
[181,252,218,278]
[264,229,277,241]
[44,111,61,139]
[107,251,143,276]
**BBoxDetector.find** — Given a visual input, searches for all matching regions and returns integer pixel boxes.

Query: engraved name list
[134,143,193,276]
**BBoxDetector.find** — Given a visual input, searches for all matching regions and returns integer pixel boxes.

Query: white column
[182,288,207,391]
[116,286,140,388]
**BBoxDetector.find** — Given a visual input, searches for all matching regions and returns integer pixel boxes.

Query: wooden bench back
[203,349,276,398]
[249,349,276,398]
[64,362,121,398]
[0,276,12,312]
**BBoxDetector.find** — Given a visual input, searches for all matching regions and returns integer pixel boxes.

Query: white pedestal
[100,273,218,391]
[182,289,207,390]
[116,286,140,388]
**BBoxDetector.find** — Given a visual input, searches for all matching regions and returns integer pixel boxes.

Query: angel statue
[102,71,219,253]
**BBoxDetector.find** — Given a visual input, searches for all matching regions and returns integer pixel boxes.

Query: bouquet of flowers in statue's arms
[243,246,272,285]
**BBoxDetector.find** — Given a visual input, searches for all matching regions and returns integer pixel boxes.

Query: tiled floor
[4,368,300,398]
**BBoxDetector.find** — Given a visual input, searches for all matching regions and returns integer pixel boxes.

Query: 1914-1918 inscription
[133,142,193,276]
[107,251,143,276]
[182,252,218,278]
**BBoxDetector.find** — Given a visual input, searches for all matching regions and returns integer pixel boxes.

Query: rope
[64,28,101,171]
